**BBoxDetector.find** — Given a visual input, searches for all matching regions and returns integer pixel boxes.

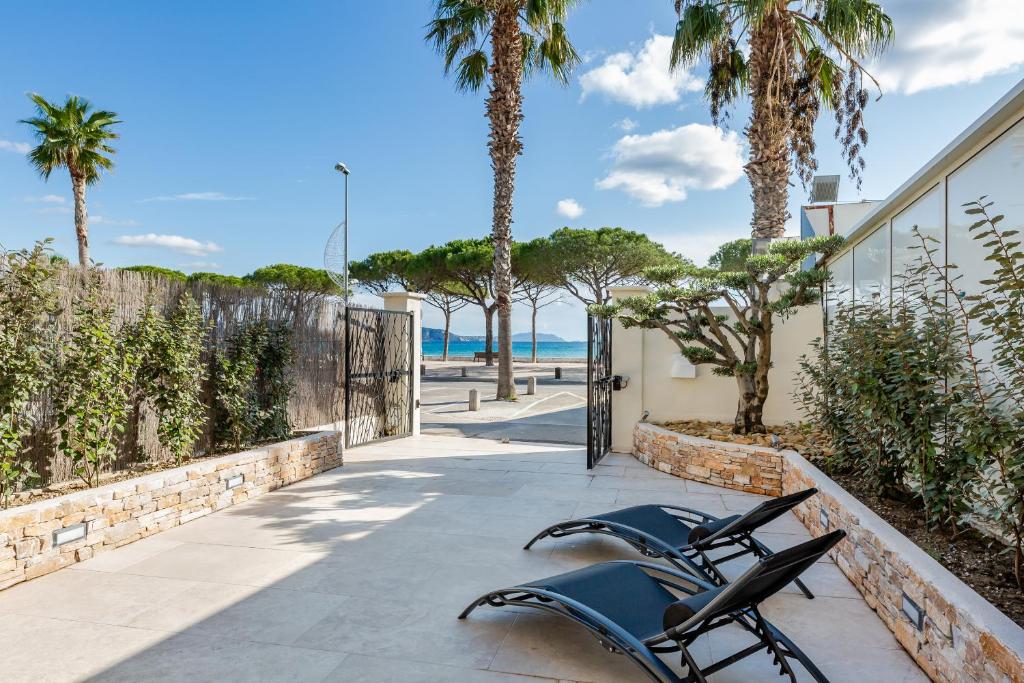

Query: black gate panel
[344,306,414,448]
[587,313,612,468]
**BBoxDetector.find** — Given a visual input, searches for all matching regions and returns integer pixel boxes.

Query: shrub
[797,197,1024,585]
[55,271,142,487]
[213,321,294,450]
[138,294,208,465]
[0,241,60,506]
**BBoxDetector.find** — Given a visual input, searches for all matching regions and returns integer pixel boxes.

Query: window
[853,224,891,307]
[947,117,1024,369]
[891,185,943,294]
[826,251,853,326]
[947,118,1024,300]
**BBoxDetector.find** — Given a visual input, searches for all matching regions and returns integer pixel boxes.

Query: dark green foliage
[607,235,843,434]
[707,238,752,271]
[120,265,187,281]
[137,295,208,465]
[797,199,1024,586]
[187,272,251,288]
[244,264,342,296]
[0,241,60,506]
[55,272,142,487]
[213,322,294,451]
[543,227,677,305]
[349,251,417,295]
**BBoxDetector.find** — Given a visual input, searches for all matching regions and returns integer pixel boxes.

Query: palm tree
[426,0,581,400]
[670,1,893,239]
[21,94,120,267]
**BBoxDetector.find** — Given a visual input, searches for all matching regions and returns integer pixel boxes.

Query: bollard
[461,366,468,378]
[554,367,562,380]
[526,376,536,395]
[420,363,426,376]
[468,389,480,411]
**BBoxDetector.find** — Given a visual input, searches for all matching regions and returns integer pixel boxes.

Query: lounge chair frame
[460,556,833,683]
[524,489,817,599]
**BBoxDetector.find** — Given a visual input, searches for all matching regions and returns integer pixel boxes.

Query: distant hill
[422,327,566,343]
[511,331,565,342]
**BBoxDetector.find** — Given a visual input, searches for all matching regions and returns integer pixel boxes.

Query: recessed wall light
[53,522,87,547]
[902,592,925,631]
[225,474,244,490]
[819,508,829,530]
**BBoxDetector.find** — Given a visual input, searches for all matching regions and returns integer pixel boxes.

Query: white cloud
[555,198,585,219]
[579,35,702,109]
[0,140,30,154]
[113,233,223,257]
[183,261,222,270]
[25,194,66,204]
[614,118,638,132]
[597,124,745,207]
[871,0,1024,94]
[140,192,252,202]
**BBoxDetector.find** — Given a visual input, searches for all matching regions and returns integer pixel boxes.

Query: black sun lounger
[462,530,845,683]
[524,487,819,599]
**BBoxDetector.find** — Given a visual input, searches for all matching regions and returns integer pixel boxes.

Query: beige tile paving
[0,434,926,682]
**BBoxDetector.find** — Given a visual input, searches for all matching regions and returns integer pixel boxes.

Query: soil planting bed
[659,419,1024,627]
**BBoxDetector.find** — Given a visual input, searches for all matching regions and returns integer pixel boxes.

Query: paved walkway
[0,435,925,682]
[421,362,586,444]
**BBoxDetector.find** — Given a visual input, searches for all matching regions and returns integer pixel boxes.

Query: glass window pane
[892,185,943,290]
[854,224,891,307]
[826,251,853,326]
[947,117,1024,369]
[948,118,1024,299]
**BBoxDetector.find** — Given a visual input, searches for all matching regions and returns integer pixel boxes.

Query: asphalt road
[420,361,587,445]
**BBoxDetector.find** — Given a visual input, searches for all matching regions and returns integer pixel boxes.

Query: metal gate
[587,313,613,468]
[344,306,414,448]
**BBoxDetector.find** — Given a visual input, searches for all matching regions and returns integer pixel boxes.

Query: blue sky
[2,1,1023,340]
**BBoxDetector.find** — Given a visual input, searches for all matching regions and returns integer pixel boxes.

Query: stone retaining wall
[633,422,783,496]
[633,422,1024,683]
[0,431,342,592]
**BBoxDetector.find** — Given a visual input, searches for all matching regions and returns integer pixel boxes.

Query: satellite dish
[324,220,348,295]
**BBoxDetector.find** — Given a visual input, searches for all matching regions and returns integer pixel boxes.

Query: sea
[422,340,586,360]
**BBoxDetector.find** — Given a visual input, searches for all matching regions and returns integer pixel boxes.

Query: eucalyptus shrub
[213,321,294,451]
[0,241,60,506]
[139,294,208,465]
[56,272,141,487]
[213,326,262,451]
[797,197,1024,586]
[255,324,294,442]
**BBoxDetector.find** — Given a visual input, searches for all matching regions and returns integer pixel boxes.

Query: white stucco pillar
[381,291,426,436]
[607,286,651,454]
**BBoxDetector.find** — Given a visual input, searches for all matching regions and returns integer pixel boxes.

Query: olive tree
[599,235,843,434]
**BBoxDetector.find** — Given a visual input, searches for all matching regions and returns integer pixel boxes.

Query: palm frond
[533,21,580,84]
[18,92,119,181]
[671,2,728,70]
[812,0,894,58]
[455,49,489,92]
[426,0,492,90]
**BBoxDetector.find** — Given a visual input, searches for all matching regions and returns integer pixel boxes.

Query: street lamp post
[335,162,350,303]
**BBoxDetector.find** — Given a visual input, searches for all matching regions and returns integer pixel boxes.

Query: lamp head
[334,162,350,176]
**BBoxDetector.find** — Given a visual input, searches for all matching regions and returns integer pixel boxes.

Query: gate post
[607,286,651,454]
[382,291,426,436]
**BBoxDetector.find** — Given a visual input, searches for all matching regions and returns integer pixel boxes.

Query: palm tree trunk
[488,4,523,400]
[745,8,795,240]
[442,309,451,362]
[70,173,90,267]
[484,306,495,367]
[531,305,538,363]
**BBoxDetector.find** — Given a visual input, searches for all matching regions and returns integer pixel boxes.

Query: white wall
[609,286,823,452]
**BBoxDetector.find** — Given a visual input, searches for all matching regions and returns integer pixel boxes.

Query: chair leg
[679,645,708,683]
[753,609,800,683]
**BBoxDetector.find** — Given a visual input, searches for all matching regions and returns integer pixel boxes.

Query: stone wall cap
[783,448,1024,654]
[0,431,338,520]
[637,422,781,456]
